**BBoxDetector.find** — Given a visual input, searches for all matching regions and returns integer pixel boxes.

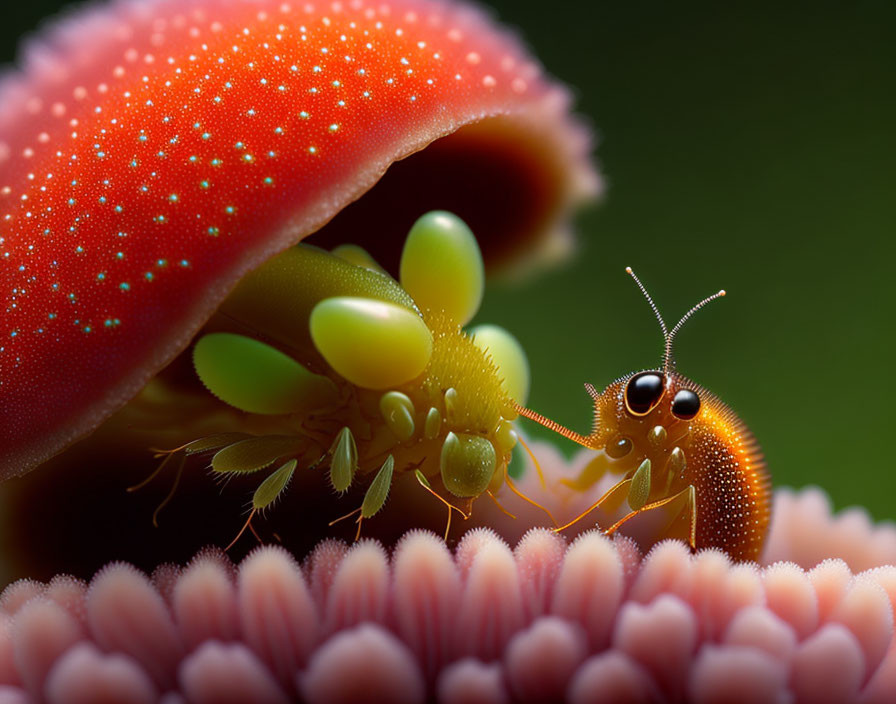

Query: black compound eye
[624,372,665,416]
[672,389,701,420]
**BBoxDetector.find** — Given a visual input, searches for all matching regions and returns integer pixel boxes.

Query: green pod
[628,459,652,511]
[310,297,432,389]
[414,469,433,489]
[329,427,358,493]
[440,432,497,498]
[361,455,395,518]
[253,460,297,510]
[469,324,531,405]
[400,211,484,325]
[379,391,416,442]
[194,333,338,415]
[648,426,668,449]
[331,244,388,274]
[424,407,442,440]
[212,435,306,474]
[494,419,518,453]
[220,245,416,354]
[182,433,252,455]
[443,388,458,423]
[666,447,687,475]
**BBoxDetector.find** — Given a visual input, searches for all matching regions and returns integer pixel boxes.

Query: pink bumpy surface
[2,486,896,703]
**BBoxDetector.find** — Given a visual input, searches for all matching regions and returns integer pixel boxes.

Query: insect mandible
[516,268,770,561]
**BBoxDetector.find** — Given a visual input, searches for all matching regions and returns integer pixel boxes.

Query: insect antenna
[514,404,595,449]
[626,267,726,374]
[625,267,668,340]
[663,288,726,373]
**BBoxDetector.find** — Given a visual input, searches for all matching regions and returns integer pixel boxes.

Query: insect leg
[126,450,187,527]
[503,465,558,527]
[415,470,470,540]
[559,453,611,492]
[129,434,256,523]
[485,490,517,520]
[553,475,633,532]
[224,459,304,550]
[127,448,181,493]
[225,508,258,551]
[150,452,186,528]
[516,435,547,490]
[328,455,395,541]
[601,485,697,549]
[328,506,362,527]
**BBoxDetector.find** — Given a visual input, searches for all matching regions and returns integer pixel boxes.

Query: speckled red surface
[0,0,595,478]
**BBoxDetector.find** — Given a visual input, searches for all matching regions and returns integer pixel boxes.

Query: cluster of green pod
[188,211,530,534]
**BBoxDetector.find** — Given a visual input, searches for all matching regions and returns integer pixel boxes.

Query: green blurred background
[3,1,894,519]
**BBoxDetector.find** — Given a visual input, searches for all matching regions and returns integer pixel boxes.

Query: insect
[516,268,770,561]
[143,211,539,543]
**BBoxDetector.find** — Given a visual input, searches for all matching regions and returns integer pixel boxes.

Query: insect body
[517,269,770,561]
[150,211,531,542]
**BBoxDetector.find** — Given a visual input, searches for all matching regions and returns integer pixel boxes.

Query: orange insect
[516,268,770,561]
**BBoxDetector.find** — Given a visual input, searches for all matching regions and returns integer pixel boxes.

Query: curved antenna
[663,289,726,372]
[625,267,668,340]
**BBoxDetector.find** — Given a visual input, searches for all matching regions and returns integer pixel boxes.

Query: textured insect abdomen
[684,384,770,561]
